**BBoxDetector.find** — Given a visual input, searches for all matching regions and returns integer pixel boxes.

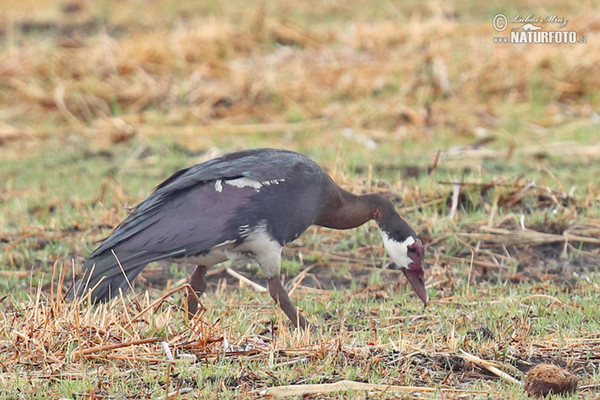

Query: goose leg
[188,265,208,316]
[267,276,308,329]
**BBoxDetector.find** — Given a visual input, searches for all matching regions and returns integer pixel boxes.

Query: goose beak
[402,266,428,305]
[403,238,428,305]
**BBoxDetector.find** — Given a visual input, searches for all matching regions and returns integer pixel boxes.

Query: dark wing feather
[89,148,304,255]
[71,181,258,301]
[71,148,325,301]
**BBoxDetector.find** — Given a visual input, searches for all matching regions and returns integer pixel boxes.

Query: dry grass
[1,1,599,157]
[1,259,599,398]
[1,0,600,398]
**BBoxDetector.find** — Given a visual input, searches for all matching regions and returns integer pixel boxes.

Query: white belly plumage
[172,226,283,278]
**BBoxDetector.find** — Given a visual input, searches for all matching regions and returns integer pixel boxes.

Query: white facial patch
[214,180,223,192]
[379,229,415,269]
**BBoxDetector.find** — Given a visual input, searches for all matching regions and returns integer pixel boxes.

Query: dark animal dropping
[525,364,578,397]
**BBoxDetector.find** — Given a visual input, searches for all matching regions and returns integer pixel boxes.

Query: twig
[259,379,488,397]
[287,265,315,296]
[206,267,226,277]
[580,383,600,390]
[443,255,508,270]
[507,182,536,208]
[398,198,445,213]
[112,249,142,310]
[86,354,166,363]
[429,151,441,177]
[438,180,514,187]
[487,196,498,227]
[520,294,564,306]
[459,349,522,386]
[272,357,308,368]
[124,283,193,329]
[162,341,175,362]
[461,229,600,245]
[466,250,475,295]
[167,387,193,398]
[449,183,460,220]
[76,337,161,356]
[225,268,267,292]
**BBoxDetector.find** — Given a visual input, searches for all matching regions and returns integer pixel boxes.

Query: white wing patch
[379,229,415,269]
[214,177,286,193]
[225,177,263,190]
[214,180,223,192]
[261,179,285,186]
[238,224,252,238]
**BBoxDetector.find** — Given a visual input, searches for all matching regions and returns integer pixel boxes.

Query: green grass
[1,0,600,398]
[2,279,597,399]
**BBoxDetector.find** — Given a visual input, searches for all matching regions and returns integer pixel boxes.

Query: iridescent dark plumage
[71,148,426,328]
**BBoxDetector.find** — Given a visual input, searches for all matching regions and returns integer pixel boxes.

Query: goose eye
[407,245,417,254]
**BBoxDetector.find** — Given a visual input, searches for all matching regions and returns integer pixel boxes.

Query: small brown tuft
[525,363,578,397]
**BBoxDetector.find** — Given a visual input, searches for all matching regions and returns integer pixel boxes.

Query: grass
[1,0,600,398]
[1,277,598,399]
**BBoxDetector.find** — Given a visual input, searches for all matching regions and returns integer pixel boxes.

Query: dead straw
[259,379,489,397]
[459,349,522,386]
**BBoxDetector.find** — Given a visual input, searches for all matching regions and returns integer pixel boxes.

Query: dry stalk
[459,349,522,386]
[76,337,161,356]
[225,268,267,292]
[259,379,489,397]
